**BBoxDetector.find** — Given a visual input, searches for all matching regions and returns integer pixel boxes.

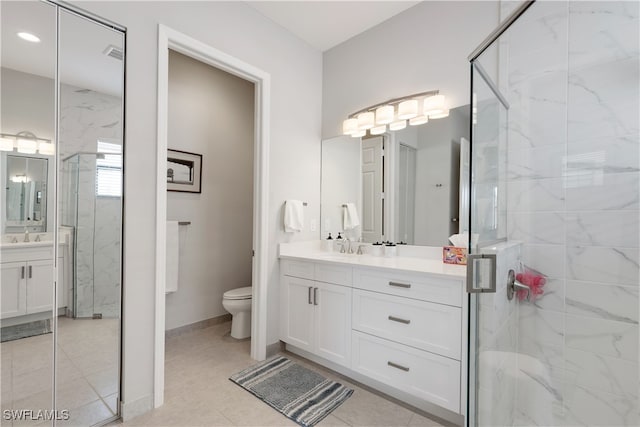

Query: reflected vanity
[320,105,471,247]
[0,2,124,424]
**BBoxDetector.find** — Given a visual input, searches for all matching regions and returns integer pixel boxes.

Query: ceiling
[247,1,420,51]
[1,1,123,97]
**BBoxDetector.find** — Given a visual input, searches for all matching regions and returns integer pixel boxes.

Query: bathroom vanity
[279,242,467,424]
[0,234,71,323]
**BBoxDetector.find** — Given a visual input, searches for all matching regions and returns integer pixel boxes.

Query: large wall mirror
[321,105,470,246]
[0,2,124,425]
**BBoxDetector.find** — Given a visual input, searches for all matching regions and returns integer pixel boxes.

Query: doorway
[155,25,270,408]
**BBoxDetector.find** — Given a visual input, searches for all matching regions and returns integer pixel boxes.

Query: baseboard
[165,314,231,338]
[120,394,153,421]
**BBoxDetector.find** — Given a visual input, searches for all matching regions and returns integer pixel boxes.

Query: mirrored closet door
[0,1,124,425]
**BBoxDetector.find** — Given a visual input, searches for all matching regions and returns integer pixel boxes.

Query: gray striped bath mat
[230,356,353,427]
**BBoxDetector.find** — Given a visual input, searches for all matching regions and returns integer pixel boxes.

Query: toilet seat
[223,286,252,300]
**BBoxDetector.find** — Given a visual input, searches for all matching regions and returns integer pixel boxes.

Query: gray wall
[165,50,254,331]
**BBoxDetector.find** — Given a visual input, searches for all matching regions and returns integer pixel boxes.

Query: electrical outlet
[310,219,317,232]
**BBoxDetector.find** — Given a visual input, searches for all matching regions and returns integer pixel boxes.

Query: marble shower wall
[500,1,639,425]
[60,83,122,318]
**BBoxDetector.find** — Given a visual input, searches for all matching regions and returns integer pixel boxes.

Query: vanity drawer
[315,263,352,287]
[353,268,462,307]
[352,331,460,413]
[281,259,314,280]
[352,289,461,359]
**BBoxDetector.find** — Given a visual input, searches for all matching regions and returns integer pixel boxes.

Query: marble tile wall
[498,1,639,425]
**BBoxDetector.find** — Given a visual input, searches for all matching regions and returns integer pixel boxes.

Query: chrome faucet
[337,238,354,254]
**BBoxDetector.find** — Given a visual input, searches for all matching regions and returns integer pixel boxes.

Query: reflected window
[96,140,122,197]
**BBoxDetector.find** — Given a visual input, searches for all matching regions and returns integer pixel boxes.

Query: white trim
[155,24,270,408]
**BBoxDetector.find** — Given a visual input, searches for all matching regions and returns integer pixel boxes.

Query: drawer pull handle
[308,287,313,305]
[28,265,32,279]
[388,315,410,325]
[21,266,25,279]
[389,281,411,289]
[387,361,410,372]
[314,287,318,306]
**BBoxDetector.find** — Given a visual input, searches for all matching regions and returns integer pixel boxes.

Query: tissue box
[443,246,467,265]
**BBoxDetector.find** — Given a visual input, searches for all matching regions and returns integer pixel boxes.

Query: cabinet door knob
[308,287,313,305]
[313,287,318,306]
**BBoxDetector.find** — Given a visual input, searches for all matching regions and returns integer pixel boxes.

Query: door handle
[28,265,32,279]
[466,253,497,293]
[388,281,411,289]
[308,287,313,305]
[21,266,25,279]
[388,315,411,325]
[313,287,318,305]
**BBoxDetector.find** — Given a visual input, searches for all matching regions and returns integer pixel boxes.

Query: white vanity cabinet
[280,260,352,367]
[1,244,66,319]
[280,254,467,422]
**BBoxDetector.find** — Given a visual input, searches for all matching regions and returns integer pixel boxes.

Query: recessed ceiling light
[17,32,40,43]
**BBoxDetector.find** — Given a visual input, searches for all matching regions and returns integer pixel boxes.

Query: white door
[397,144,416,244]
[280,276,315,352]
[362,136,384,242]
[1,262,27,319]
[26,259,54,314]
[314,281,352,367]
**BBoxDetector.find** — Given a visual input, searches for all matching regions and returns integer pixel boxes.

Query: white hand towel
[166,221,180,293]
[284,200,304,233]
[343,203,360,230]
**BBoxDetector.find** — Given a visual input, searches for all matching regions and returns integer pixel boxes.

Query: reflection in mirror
[321,105,470,246]
[0,0,57,418]
[56,9,124,423]
[4,155,48,232]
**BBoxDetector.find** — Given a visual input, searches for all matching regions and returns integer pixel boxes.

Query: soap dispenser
[23,228,30,243]
[323,232,334,252]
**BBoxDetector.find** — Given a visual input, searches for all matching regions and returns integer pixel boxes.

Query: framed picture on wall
[167,149,202,193]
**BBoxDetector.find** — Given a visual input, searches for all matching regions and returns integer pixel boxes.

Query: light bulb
[0,137,14,151]
[389,120,407,131]
[351,130,366,138]
[342,118,358,135]
[375,105,394,125]
[357,112,375,130]
[429,109,450,119]
[397,100,418,120]
[424,94,446,115]
[409,116,429,126]
[17,138,37,154]
[370,125,386,135]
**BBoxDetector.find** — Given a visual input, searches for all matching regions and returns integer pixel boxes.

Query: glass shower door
[467,1,639,426]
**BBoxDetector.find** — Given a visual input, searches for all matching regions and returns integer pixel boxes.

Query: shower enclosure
[63,151,122,318]
[467,1,639,426]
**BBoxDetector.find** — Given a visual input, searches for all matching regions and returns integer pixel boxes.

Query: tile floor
[1,317,119,426]
[122,321,447,427]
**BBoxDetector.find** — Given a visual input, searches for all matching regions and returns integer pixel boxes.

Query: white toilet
[222,286,252,339]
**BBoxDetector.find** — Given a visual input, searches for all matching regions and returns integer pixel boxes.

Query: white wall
[165,50,254,331]
[322,1,499,138]
[70,1,322,418]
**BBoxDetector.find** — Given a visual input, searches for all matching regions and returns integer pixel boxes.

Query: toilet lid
[223,286,252,300]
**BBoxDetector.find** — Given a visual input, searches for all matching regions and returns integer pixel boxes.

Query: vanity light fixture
[11,174,30,183]
[1,131,54,155]
[341,90,448,138]
[17,32,40,43]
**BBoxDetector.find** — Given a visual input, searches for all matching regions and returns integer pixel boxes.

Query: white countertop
[279,241,466,278]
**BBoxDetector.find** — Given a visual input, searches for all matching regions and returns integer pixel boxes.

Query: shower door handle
[466,254,497,293]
